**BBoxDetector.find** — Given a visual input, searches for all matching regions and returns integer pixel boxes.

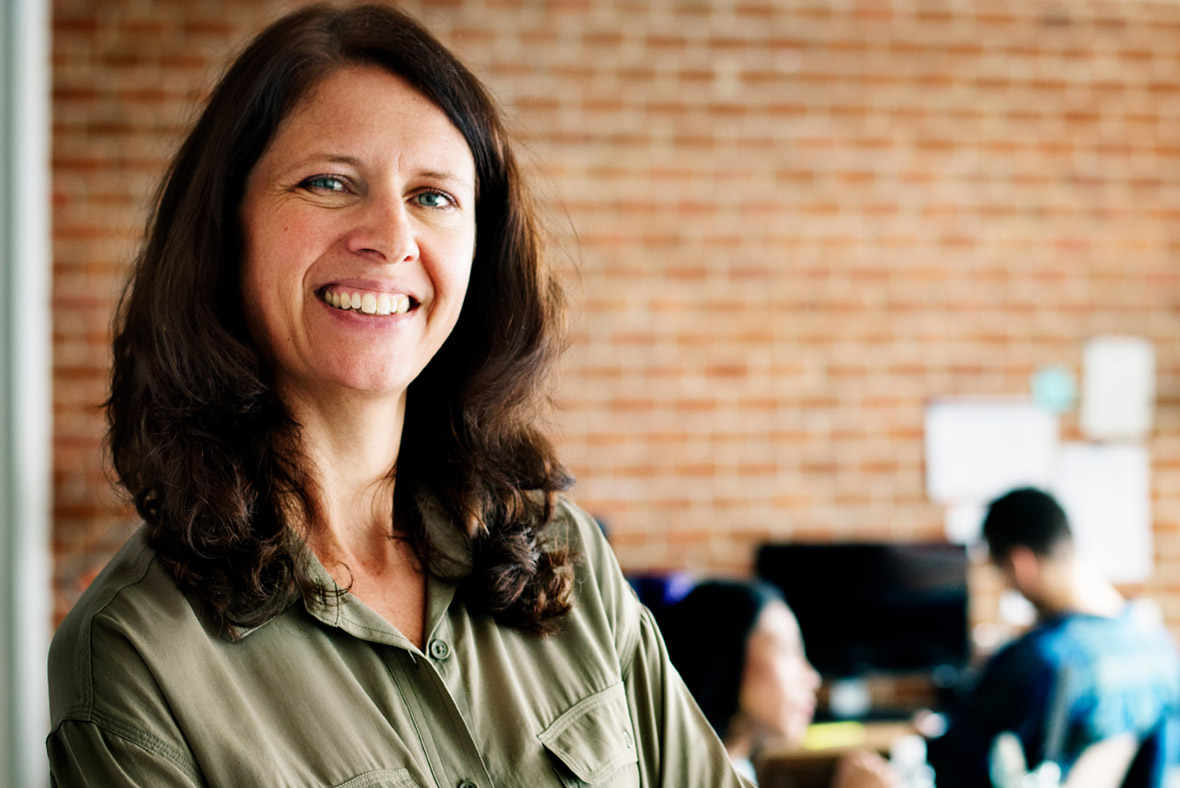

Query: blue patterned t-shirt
[927,601,1180,788]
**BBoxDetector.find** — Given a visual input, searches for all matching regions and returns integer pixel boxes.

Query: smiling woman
[235,64,480,644]
[45,4,750,787]
[239,66,477,414]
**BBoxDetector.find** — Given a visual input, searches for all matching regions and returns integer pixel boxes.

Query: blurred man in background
[927,487,1180,787]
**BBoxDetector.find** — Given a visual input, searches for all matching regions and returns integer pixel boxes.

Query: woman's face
[239,65,477,407]
[738,600,821,749]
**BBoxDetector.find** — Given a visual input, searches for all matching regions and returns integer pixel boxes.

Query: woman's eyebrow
[415,168,475,190]
[286,153,364,169]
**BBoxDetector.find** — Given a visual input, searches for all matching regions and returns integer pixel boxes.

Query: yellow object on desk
[803,722,868,751]
[757,720,918,788]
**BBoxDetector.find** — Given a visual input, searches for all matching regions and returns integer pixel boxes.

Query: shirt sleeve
[926,640,1056,788]
[554,499,750,787]
[48,719,204,787]
[621,604,756,788]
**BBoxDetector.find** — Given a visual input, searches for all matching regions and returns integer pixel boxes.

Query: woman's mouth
[318,286,413,316]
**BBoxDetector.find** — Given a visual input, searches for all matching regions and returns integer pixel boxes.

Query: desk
[755,721,915,788]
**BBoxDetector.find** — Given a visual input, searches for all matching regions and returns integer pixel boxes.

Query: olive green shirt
[47,497,751,787]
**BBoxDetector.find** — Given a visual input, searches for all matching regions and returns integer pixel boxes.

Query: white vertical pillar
[1,0,52,785]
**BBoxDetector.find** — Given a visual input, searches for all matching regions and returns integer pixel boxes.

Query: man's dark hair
[106,4,573,637]
[982,487,1073,561]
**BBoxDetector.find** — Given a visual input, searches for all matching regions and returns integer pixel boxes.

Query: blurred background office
[9,0,1180,786]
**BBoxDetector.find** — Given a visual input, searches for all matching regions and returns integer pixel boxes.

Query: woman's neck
[286,387,428,646]
[284,387,406,559]
[725,716,756,762]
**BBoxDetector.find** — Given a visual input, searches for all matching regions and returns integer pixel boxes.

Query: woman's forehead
[261,66,475,179]
[752,600,803,644]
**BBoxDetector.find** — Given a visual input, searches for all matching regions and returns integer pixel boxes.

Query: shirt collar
[232,486,474,645]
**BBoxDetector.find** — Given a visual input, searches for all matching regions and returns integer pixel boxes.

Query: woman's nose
[346,192,420,264]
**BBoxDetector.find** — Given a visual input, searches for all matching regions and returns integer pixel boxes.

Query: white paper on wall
[1080,336,1155,442]
[944,501,987,544]
[925,399,1059,505]
[1052,442,1152,584]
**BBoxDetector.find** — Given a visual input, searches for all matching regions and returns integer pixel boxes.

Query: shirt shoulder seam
[50,710,203,784]
[58,532,160,715]
[552,496,643,676]
[85,531,160,621]
[618,604,651,682]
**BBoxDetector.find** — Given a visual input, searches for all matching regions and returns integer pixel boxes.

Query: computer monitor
[754,541,970,679]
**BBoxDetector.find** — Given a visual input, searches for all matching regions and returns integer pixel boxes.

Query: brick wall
[52,0,1180,647]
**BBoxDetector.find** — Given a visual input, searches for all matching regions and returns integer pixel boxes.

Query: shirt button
[623,729,634,749]
[428,638,451,660]
[457,781,477,788]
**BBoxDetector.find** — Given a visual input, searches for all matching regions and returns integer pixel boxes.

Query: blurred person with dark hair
[926,487,1180,787]
[664,580,900,788]
[45,5,751,786]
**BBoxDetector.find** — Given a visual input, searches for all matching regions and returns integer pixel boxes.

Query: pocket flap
[332,769,419,788]
[538,683,639,784]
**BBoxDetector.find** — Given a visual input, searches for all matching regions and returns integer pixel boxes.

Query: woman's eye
[300,175,348,193]
[414,190,454,209]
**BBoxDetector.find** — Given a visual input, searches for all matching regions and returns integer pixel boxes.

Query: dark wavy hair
[106,3,575,636]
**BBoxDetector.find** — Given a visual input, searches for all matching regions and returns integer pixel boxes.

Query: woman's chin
[278,367,415,407]
[778,715,814,750]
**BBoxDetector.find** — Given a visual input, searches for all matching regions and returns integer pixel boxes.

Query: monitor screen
[754,542,969,678]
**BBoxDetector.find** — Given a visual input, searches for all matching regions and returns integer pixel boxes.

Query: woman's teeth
[323,289,411,315]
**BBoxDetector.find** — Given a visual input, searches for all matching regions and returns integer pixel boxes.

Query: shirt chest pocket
[331,768,421,788]
[538,683,640,787]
